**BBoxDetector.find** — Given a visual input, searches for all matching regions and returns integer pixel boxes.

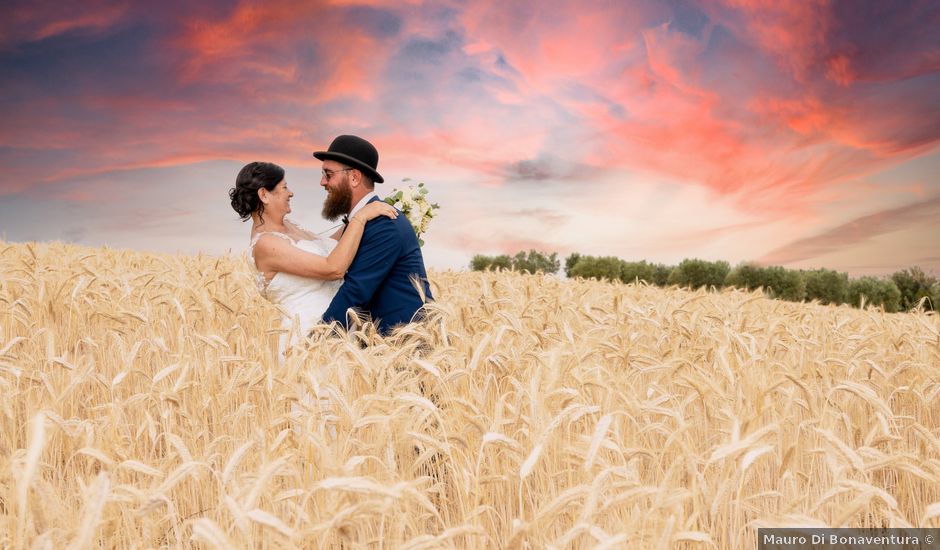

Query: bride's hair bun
[229,162,286,222]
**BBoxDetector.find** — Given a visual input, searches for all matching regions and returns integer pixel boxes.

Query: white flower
[384,181,440,247]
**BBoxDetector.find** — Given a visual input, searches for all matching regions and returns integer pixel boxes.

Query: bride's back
[249,233,342,346]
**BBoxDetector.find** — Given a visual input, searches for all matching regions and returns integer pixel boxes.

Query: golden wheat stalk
[0,241,938,547]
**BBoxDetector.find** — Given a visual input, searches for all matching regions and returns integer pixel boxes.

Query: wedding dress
[248,229,342,354]
[248,224,342,438]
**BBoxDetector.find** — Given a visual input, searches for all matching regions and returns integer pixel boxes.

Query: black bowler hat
[313,135,384,183]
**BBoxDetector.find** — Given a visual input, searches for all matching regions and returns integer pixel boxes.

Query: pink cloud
[709,0,832,81]
[174,1,388,103]
[3,0,937,237]
[459,0,648,94]
[0,1,130,48]
[513,3,940,217]
[760,194,940,266]
[31,5,128,42]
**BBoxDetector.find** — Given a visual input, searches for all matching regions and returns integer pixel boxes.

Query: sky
[1,0,938,276]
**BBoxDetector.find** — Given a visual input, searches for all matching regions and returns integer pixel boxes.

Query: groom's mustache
[322,180,353,221]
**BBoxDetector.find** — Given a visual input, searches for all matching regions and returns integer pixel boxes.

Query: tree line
[470,251,940,313]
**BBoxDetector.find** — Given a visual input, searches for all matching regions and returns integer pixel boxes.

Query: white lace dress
[248,229,343,355]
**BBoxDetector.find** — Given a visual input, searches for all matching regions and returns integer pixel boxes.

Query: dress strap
[284,216,305,232]
[284,216,322,240]
[250,231,294,249]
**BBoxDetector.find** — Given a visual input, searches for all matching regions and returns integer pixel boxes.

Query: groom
[314,135,433,335]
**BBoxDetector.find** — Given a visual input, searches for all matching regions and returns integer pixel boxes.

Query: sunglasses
[321,168,353,181]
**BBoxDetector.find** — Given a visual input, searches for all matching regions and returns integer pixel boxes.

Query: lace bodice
[248,230,288,296]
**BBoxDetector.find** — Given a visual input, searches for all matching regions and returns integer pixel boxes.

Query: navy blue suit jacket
[322,196,433,335]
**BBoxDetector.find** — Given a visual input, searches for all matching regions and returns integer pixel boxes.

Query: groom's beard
[322,178,353,221]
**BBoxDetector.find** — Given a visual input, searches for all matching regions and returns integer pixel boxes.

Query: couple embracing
[229,135,433,349]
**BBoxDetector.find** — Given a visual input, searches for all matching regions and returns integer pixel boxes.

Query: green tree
[470,255,489,271]
[569,256,625,282]
[803,268,849,305]
[470,254,512,271]
[512,250,560,275]
[725,263,766,291]
[652,264,673,286]
[620,261,657,285]
[762,266,805,302]
[890,266,937,311]
[726,264,805,301]
[667,258,731,289]
[564,253,581,278]
[847,277,901,312]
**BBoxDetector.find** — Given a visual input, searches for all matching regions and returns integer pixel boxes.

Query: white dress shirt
[349,191,378,220]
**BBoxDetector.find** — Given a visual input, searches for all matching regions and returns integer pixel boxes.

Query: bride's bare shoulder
[251,231,294,250]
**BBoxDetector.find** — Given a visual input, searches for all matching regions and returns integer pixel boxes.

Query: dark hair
[229,162,285,224]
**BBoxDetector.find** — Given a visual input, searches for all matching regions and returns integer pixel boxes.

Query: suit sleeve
[322,219,401,328]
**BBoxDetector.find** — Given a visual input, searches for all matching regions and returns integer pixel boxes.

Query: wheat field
[1,240,939,549]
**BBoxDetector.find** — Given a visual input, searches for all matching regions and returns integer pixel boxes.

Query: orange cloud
[707,0,832,82]
[174,1,385,103]
[459,0,645,94]
[3,0,937,230]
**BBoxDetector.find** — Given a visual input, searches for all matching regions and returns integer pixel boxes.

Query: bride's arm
[254,203,397,280]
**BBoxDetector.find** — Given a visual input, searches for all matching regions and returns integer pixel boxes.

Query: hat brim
[313,151,384,183]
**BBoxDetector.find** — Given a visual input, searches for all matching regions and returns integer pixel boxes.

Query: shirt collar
[349,191,377,219]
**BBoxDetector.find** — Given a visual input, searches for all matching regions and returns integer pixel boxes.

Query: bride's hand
[354,202,399,223]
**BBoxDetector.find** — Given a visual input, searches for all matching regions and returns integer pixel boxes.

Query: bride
[230,161,397,438]
[228,161,398,351]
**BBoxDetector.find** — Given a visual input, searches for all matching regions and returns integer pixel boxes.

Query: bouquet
[384,180,440,246]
